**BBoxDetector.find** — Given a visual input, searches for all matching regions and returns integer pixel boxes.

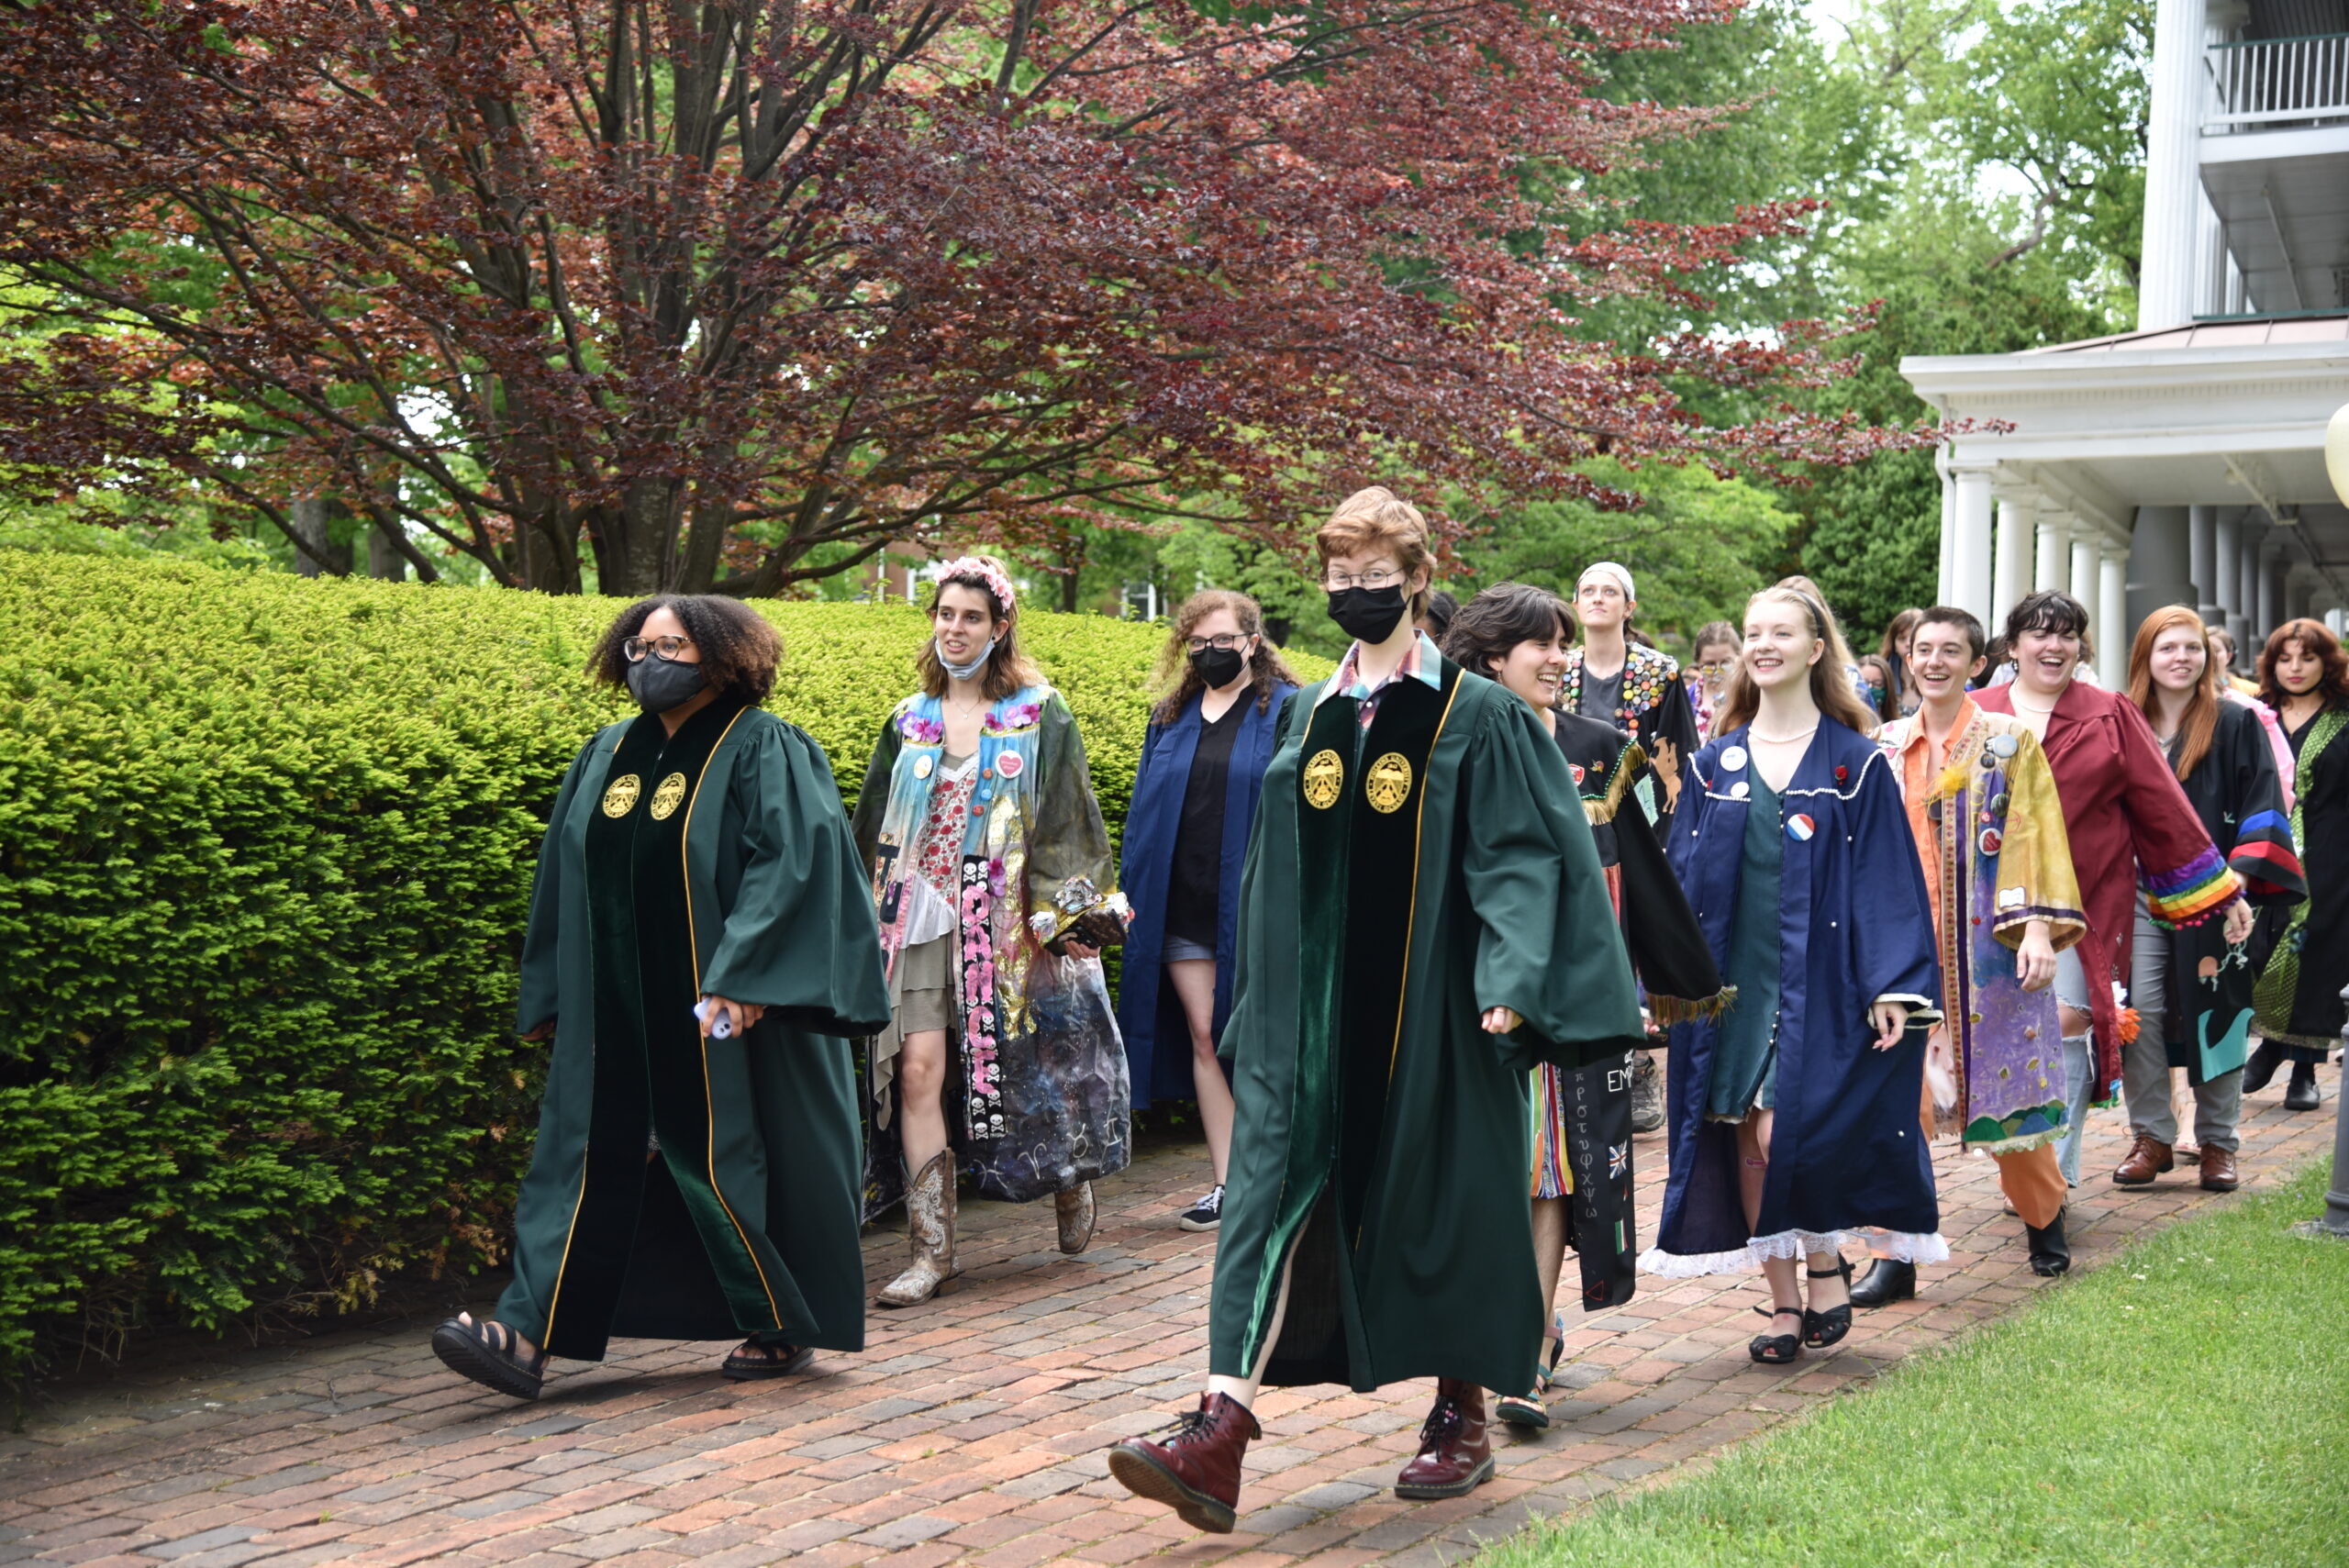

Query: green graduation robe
[497,698,891,1361]
[1209,656,1645,1396]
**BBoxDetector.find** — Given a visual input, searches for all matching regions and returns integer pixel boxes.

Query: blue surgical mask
[935,635,996,682]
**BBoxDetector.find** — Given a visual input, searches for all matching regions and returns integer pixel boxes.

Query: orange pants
[1876,1079,2067,1257]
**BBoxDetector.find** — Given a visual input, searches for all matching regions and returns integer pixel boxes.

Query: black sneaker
[1179,1184,1224,1232]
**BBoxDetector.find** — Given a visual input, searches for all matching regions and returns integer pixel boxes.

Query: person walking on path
[1442,583,1726,1429]
[431,596,891,1400]
[852,556,1132,1307]
[2117,607,2303,1191]
[1861,606,2084,1305]
[1119,590,1301,1232]
[2247,617,2349,1112]
[1106,490,1643,1533]
[1565,562,1694,1131]
[1686,621,1740,742]
[1639,584,1943,1368]
[1975,592,2253,1186]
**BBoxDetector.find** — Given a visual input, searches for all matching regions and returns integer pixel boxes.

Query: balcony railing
[2205,34,2349,131]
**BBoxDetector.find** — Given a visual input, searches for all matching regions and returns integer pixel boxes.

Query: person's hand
[1870,1000,1913,1051]
[2221,898,2255,947]
[1063,940,1101,961]
[698,996,766,1038]
[2015,919,2057,993]
[521,1018,556,1042]
[1481,1006,1521,1034]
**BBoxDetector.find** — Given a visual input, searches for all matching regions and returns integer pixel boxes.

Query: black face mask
[626,654,708,714]
[1326,584,1408,644]
[1189,645,1247,691]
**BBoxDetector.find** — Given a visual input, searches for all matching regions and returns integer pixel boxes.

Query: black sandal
[1748,1305,1804,1364]
[431,1315,547,1400]
[1804,1256,1855,1350]
[721,1340,814,1381]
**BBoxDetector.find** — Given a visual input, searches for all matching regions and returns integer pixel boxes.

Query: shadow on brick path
[2,1064,2337,1568]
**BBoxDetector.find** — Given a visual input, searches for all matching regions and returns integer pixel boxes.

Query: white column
[1993,500,2031,629]
[1936,462,1957,605]
[2035,515,2071,594]
[2233,521,2261,653]
[2072,536,2101,621]
[2099,547,2130,689]
[2260,556,2285,639]
[2215,508,2241,617]
[2138,0,2211,329]
[1953,469,1995,625]
[2189,504,2220,621]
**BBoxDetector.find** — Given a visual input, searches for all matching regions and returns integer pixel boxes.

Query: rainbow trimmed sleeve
[2140,845,2238,927]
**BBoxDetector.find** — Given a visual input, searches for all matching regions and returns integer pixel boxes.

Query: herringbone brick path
[3,1065,2338,1568]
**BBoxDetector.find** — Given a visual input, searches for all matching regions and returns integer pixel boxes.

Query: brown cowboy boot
[1108,1392,1259,1533]
[2111,1131,2174,1186]
[874,1151,960,1307]
[1394,1378,1495,1500]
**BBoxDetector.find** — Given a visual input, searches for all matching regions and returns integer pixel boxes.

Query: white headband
[1579,562,1635,603]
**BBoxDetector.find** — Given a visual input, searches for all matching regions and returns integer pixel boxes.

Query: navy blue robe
[1643,717,1947,1275]
[1118,683,1297,1107]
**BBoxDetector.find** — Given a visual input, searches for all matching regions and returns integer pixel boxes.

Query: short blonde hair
[1315,487,1435,617]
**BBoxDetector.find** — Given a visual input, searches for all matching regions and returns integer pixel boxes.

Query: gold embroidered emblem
[1302,749,1344,810]
[649,772,688,820]
[600,773,642,817]
[1364,752,1413,814]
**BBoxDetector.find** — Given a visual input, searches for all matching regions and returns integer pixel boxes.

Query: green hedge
[0,554,1327,1375]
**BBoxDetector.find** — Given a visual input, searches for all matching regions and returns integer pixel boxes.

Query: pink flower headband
[938,556,1018,615]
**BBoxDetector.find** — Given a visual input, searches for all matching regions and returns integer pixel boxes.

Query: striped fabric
[2139,842,2239,925]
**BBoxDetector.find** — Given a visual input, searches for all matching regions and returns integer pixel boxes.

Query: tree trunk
[366,517,406,580]
[289,498,353,576]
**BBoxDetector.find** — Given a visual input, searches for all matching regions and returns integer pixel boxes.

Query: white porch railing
[2205,34,2349,131]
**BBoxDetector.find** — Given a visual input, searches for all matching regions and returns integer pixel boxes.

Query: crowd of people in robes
[424,488,2342,1534]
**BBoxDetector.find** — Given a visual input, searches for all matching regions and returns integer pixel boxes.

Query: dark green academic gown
[497,698,891,1361]
[1209,658,1645,1396]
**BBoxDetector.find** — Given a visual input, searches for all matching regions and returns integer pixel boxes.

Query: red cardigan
[1975,681,2238,1096]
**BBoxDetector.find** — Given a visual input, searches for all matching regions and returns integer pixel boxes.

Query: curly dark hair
[1149,589,1302,724]
[1440,582,1574,681]
[2258,617,2349,711]
[587,595,783,705]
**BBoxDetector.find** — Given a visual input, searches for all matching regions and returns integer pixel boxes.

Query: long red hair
[2126,606,2220,781]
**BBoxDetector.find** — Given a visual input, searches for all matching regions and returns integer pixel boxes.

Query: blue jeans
[2054,945,2094,1186]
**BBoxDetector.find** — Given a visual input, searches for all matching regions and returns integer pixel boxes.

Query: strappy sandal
[1803,1256,1855,1350]
[1497,1313,1568,1428]
[431,1315,547,1400]
[1748,1305,1804,1365]
[721,1340,814,1381]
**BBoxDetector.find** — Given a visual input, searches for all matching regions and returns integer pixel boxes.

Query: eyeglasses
[1322,567,1405,592]
[1186,634,1250,653]
[622,635,696,662]
[1693,661,1731,678]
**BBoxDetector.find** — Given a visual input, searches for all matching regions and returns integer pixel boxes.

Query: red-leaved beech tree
[0,0,1920,594]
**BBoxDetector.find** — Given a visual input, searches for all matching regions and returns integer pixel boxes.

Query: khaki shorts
[897,931,957,1036]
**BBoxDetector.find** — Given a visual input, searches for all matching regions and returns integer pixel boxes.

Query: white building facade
[1903,0,2349,684]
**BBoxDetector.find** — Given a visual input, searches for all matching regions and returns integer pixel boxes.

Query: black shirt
[1164,696,1246,946]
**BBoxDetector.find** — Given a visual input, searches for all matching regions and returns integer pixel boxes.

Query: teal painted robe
[1208,658,1645,1396]
[498,699,891,1361]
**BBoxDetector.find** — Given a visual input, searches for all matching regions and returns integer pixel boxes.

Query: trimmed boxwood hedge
[0,554,1328,1376]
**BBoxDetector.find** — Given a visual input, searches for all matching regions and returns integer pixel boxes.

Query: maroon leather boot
[1394,1377,1495,1499]
[1108,1392,1260,1533]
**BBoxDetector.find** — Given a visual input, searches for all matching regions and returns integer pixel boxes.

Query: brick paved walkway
[4,1064,2338,1568]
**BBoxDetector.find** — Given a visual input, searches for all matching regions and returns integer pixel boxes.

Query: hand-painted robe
[499,701,892,1361]
[2155,700,2304,1082]
[1877,703,2086,1148]
[1208,660,1644,1396]
[1117,682,1298,1107]
[1562,644,1699,826]
[2255,701,2349,1057]
[1537,712,1728,1311]
[852,686,1130,1214]
[1642,719,1946,1277]
[1976,682,2238,1099]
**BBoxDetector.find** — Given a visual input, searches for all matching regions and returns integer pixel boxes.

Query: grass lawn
[1478,1160,2349,1568]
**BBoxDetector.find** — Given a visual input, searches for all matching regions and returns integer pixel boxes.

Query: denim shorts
[1162,936,1217,964]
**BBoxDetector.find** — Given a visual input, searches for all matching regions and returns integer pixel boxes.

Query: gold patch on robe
[1303,749,1344,810]
[1365,752,1413,814]
[601,773,641,817]
[650,772,688,820]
